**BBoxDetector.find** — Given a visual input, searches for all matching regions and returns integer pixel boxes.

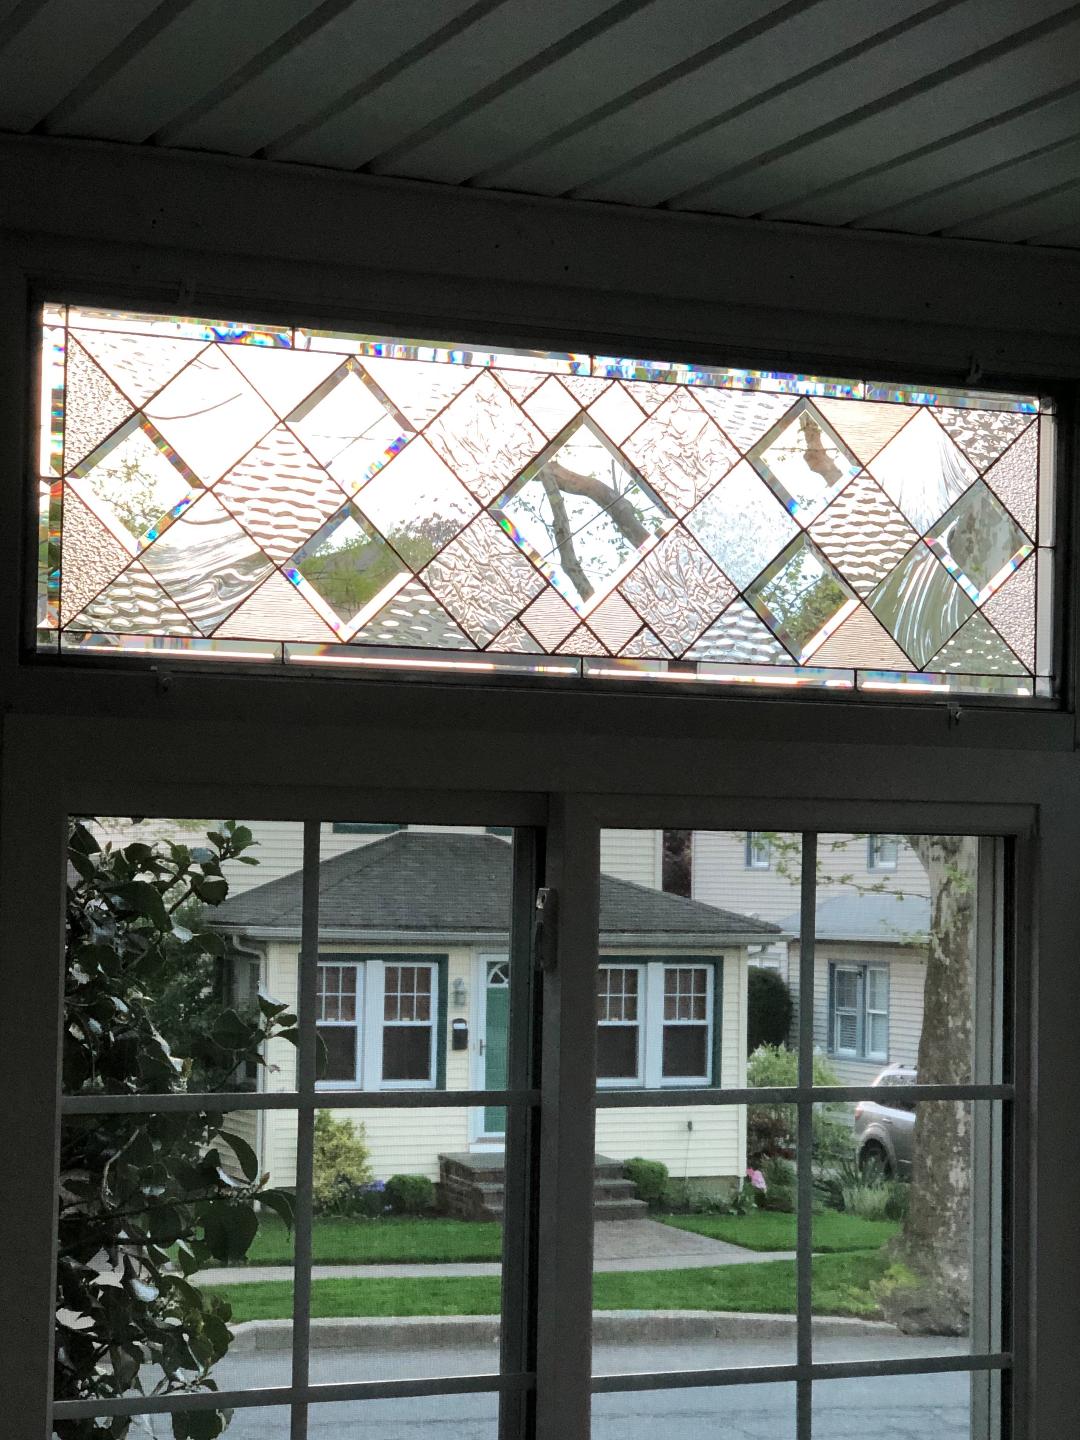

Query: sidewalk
[198,1218,795,1286]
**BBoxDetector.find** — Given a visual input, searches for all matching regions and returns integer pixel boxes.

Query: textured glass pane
[44,305,1051,699]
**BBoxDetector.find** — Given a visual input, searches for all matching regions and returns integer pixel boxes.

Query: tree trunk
[880,835,976,1335]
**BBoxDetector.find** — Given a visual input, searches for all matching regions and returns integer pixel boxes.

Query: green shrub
[747,967,794,1053]
[623,1157,669,1207]
[746,1044,842,1163]
[815,1156,910,1221]
[312,1111,374,1216]
[385,1173,436,1215]
[757,1156,797,1212]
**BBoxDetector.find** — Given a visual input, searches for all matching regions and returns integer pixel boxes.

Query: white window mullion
[362,961,384,1091]
[642,962,663,1089]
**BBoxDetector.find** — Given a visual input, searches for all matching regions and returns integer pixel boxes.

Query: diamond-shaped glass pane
[926,479,1033,604]
[352,438,479,571]
[287,360,413,493]
[491,417,673,612]
[70,418,200,550]
[289,503,409,636]
[750,398,860,522]
[685,459,799,588]
[746,535,858,662]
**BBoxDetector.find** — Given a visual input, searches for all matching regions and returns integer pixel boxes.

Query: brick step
[439,1152,653,1222]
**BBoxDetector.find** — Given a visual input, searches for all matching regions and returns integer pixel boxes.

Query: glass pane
[815,834,996,1085]
[592,1382,796,1438]
[598,1027,639,1079]
[64,817,303,1097]
[814,1372,972,1440]
[661,1025,708,1077]
[56,1113,295,1403]
[62,1405,291,1440]
[382,1026,433,1082]
[317,1025,357,1082]
[45,304,1050,701]
[592,1104,799,1374]
[813,1101,1001,1364]
[310,1395,498,1437]
[592,830,806,1378]
[304,1109,504,1385]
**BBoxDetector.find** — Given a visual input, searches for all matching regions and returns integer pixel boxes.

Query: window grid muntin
[589,831,1011,1440]
[50,820,1015,1440]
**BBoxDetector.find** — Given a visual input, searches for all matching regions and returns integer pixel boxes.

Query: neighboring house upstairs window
[745,832,771,869]
[868,834,899,870]
[316,957,441,1088]
[829,962,889,1062]
[597,961,718,1087]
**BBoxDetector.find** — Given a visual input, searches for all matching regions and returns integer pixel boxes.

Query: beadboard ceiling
[2,0,1080,249]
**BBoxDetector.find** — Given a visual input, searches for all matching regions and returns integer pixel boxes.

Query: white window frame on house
[0,194,1075,1440]
[315,957,439,1091]
[829,960,890,1062]
[597,960,716,1089]
[868,834,900,871]
[745,831,772,869]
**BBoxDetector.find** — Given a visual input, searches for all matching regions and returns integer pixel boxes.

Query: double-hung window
[316,957,439,1088]
[598,961,716,1087]
[829,961,889,1061]
[868,834,899,870]
[745,832,771,869]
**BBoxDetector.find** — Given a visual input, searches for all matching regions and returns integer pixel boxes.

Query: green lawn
[210,1251,890,1324]
[241,1215,503,1266]
[660,1209,899,1254]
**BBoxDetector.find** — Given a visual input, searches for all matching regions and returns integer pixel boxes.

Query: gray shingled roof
[780,891,930,944]
[214,831,782,944]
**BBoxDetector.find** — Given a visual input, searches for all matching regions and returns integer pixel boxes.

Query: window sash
[599,961,717,1088]
[745,832,771,869]
[314,959,438,1090]
[830,962,889,1062]
[868,834,899,870]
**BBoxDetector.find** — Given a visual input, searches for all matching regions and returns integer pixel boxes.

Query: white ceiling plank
[947,176,1080,241]
[790,86,1080,229]
[0,0,161,131]
[687,17,1080,220]
[47,0,328,142]
[482,0,910,198]
[375,0,785,185]
[162,0,483,156]
[857,129,1080,236]
[278,0,617,169]
[579,0,1070,207]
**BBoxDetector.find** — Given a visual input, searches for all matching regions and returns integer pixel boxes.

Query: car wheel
[859,1142,891,1181]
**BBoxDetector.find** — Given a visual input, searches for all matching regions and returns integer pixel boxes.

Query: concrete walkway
[198,1218,794,1286]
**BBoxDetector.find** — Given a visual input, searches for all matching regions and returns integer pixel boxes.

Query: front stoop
[439,1152,648,1221]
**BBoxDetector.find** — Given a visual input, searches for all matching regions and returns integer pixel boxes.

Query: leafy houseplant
[57,820,298,1440]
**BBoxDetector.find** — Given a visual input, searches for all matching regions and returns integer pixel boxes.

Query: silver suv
[854,1065,917,1178]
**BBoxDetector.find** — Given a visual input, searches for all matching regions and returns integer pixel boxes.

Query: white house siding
[806,942,928,1085]
[599,829,660,888]
[594,949,748,1182]
[691,831,928,925]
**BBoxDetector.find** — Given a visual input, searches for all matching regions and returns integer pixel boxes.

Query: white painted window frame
[745,831,772,869]
[314,958,438,1092]
[868,834,900,871]
[829,960,890,1062]
[597,961,715,1089]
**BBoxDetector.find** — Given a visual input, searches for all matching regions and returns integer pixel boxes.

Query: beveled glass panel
[291,503,410,636]
[746,535,858,662]
[750,397,860,520]
[42,305,1052,699]
[493,416,672,612]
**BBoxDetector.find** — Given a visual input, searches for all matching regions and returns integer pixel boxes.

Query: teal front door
[483,960,510,1135]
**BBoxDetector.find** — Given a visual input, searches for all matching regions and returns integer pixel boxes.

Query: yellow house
[213,830,782,1198]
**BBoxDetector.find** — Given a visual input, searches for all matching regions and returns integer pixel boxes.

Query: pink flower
[746,1167,767,1193]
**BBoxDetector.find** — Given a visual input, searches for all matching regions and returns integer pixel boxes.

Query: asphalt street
[125,1333,976,1440]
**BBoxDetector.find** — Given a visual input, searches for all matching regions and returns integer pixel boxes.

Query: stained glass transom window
[37,305,1054,697]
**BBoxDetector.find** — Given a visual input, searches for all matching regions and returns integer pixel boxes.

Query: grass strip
[210,1251,890,1325]
[660,1209,899,1254]
[242,1215,503,1266]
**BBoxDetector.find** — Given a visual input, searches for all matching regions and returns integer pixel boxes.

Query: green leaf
[201,1202,259,1263]
[220,1131,260,1183]
[172,1408,228,1440]
[257,1189,295,1231]
[114,881,170,930]
[68,848,98,882]
[69,822,101,857]
[192,875,228,905]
